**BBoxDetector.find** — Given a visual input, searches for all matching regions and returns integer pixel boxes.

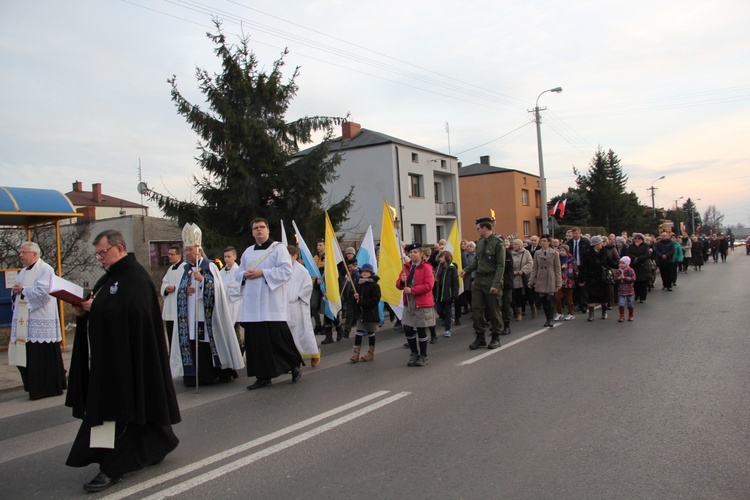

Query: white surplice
[220,263,243,323]
[10,260,61,344]
[286,261,318,357]
[238,241,293,322]
[160,262,183,322]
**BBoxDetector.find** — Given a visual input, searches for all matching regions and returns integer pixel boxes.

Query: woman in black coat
[578,236,618,321]
[628,233,652,303]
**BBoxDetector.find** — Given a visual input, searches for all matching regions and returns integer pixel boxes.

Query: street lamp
[532,86,562,236]
[648,175,665,217]
[673,196,684,233]
[691,198,701,235]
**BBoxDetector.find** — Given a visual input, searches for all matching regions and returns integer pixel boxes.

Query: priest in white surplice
[160,244,183,349]
[286,246,320,367]
[170,223,244,387]
[9,241,66,400]
[239,218,303,390]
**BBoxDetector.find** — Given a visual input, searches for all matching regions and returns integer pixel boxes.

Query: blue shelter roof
[0,186,81,227]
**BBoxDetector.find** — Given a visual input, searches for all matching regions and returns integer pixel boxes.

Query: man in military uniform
[460,217,506,350]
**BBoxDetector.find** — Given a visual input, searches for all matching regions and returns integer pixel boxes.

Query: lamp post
[673,196,684,233]
[691,198,701,235]
[532,86,562,236]
[648,175,665,217]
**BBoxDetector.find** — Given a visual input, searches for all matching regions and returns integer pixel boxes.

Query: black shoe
[487,337,501,349]
[667,288,673,292]
[501,326,511,335]
[407,352,419,366]
[246,379,272,391]
[469,336,487,350]
[83,471,123,493]
[454,319,461,325]
[291,367,302,383]
[321,337,334,345]
[546,322,554,328]
[430,337,437,344]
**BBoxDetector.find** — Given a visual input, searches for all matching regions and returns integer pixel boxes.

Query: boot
[335,325,344,342]
[361,345,375,362]
[628,307,635,321]
[618,306,625,322]
[321,327,334,344]
[587,307,595,322]
[349,345,361,363]
[515,307,522,322]
[314,325,323,336]
[601,307,608,320]
[469,332,487,350]
[487,335,501,349]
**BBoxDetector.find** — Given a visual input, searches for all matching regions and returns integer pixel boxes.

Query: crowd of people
[6,217,737,492]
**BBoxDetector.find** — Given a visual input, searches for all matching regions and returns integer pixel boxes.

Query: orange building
[458,156,542,239]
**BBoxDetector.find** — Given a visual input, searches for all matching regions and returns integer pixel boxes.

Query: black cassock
[65,253,181,478]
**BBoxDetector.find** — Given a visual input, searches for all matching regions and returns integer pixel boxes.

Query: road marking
[458,325,556,365]
[102,390,403,500]
[139,391,410,499]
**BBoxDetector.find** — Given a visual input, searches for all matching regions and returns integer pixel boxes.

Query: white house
[297,122,460,245]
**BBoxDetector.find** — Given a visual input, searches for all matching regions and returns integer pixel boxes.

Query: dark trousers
[471,278,503,336]
[436,301,453,331]
[657,261,672,288]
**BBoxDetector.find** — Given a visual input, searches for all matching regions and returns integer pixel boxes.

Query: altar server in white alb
[160,244,183,349]
[240,218,303,390]
[286,245,320,367]
[220,246,244,351]
[9,241,67,400]
[170,223,244,387]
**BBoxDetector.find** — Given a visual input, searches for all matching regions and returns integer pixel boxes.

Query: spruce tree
[149,21,352,251]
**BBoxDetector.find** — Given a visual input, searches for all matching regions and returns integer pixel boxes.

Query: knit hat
[590,235,604,246]
[345,247,356,256]
[360,263,375,274]
[620,256,631,265]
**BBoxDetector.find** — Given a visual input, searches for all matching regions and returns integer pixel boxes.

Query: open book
[49,274,86,306]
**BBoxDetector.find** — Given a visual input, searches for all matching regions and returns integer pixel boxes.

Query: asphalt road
[1,251,749,499]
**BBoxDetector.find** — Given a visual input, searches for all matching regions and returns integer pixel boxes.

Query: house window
[436,225,444,242]
[535,191,541,208]
[411,224,425,244]
[440,159,447,169]
[409,174,423,198]
[522,177,527,184]
[434,182,442,202]
[411,152,419,162]
[523,221,531,237]
[521,189,529,206]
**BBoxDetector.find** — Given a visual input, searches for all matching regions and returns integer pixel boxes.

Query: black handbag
[602,267,614,283]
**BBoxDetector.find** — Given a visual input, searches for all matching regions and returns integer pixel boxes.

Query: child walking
[555,245,578,321]
[435,250,460,338]
[614,256,636,322]
[350,264,382,362]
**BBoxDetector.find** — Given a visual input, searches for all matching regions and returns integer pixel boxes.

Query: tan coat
[529,248,562,293]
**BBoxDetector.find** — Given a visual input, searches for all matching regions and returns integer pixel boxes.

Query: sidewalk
[0,336,74,394]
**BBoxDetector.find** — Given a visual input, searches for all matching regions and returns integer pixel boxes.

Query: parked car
[746,236,750,254]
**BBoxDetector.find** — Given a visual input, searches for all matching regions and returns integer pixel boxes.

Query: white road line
[102,390,395,500]
[140,391,411,499]
[458,325,557,365]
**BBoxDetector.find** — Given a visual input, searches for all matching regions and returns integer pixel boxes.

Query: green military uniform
[462,232,506,348]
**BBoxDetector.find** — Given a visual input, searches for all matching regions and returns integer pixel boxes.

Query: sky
[2,0,749,229]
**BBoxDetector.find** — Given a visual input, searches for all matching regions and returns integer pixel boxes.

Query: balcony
[435,201,456,216]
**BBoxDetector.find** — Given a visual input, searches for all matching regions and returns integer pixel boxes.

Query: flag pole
[194,251,201,395]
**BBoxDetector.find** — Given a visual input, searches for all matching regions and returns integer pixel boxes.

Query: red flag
[549,200,560,216]
[558,199,568,219]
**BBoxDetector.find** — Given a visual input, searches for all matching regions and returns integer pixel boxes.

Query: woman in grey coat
[528,234,562,327]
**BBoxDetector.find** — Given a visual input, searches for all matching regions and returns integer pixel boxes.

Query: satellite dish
[136,182,149,195]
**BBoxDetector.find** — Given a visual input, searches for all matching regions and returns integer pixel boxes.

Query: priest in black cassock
[65,229,181,493]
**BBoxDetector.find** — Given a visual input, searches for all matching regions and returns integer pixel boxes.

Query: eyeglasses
[94,246,116,259]
[167,252,179,256]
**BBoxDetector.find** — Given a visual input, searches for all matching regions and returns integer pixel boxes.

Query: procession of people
[5,216,737,493]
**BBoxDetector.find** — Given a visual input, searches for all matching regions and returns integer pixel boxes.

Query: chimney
[457,162,462,169]
[480,155,490,165]
[73,181,83,192]
[342,121,361,140]
[77,206,96,221]
[92,183,102,203]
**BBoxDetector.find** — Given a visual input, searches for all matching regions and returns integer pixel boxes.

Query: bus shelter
[0,186,81,349]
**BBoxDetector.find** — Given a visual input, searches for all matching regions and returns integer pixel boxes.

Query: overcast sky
[2,0,749,229]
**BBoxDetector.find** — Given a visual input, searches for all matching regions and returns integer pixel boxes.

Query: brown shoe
[361,345,375,362]
[349,345,361,363]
